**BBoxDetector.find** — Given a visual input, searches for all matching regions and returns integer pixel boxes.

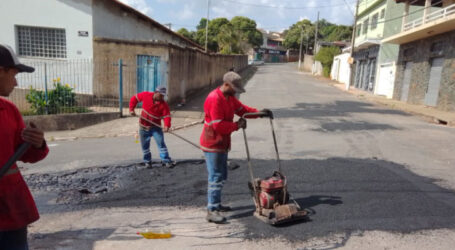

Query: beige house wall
[93,38,248,104]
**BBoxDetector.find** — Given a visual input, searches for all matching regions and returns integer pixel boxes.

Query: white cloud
[179,3,196,20]
[117,0,153,16]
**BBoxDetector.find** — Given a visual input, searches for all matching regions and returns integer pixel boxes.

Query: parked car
[248,59,264,65]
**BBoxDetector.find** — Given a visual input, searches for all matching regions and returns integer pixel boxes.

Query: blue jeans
[204,152,228,211]
[139,127,172,164]
[0,227,28,250]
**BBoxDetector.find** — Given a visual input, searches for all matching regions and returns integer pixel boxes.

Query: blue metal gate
[136,55,167,93]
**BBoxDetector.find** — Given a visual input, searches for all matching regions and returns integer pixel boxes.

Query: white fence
[16,58,94,94]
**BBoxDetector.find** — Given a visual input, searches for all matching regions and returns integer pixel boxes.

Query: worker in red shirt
[200,71,271,223]
[130,86,176,168]
[0,44,49,249]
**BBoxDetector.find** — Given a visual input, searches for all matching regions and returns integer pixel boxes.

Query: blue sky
[118,0,357,32]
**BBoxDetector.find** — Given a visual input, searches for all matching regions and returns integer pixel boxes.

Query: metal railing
[403,3,455,31]
[6,58,129,116]
[403,17,423,31]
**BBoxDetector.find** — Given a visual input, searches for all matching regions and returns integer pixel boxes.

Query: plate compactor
[242,112,308,226]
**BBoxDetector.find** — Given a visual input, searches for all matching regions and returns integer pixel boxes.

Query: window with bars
[380,9,385,19]
[371,13,379,30]
[16,26,67,58]
[363,18,369,34]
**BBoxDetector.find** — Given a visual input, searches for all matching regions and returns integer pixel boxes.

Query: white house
[331,52,351,90]
[0,0,199,95]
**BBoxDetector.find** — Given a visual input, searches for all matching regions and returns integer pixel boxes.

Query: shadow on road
[27,157,455,241]
[295,195,343,213]
[274,101,410,121]
[313,120,400,132]
[29,228,116,249]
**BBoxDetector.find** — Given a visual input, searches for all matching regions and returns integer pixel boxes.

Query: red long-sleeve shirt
[129,92,171,129]
[0,97,49,230]
[200,88,258,152]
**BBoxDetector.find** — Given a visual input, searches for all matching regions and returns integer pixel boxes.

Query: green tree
[217,23,241,54]
[283,19,315,51]
[324,25,352,42]
[197,18,208,30]
[317,19,352,42]
[176,28,195,41]
[194,17,230,52]
[192,16,263,54]
[230,16,262,48]
[314,46,341,77]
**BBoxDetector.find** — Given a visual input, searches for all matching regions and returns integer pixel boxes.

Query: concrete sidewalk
[44,88,208,142]
[45,114,203,141]
[317,76,455,127]
[45,97,206,141]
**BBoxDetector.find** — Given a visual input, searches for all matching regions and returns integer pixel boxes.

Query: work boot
[218,205,232,212]
[206,210,226,224]
[163,161,176,168]
[145,162,153,169]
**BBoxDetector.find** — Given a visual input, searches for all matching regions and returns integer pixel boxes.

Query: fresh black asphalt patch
[26,157,455,241]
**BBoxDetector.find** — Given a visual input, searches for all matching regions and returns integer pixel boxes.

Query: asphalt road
[24,63,455,248]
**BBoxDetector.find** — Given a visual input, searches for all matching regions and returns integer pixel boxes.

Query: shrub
[26,79,78,115]
[315,46,341,77]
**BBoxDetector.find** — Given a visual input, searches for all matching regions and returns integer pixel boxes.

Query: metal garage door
[400,61,413,102]
[376,63,395,98]
[137,55,167,93]
[424,57,444,106]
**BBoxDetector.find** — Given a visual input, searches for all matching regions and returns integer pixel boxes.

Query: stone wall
[93,38,248,104]
[168,46,247,104]
[303,54,314,72]
[93,38,169,101]
[393,30,455,111]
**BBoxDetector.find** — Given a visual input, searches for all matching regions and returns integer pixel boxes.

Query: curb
[326,81,455,128]
[48,119,204,142]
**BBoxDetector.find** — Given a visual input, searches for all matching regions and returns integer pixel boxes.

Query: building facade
[351,0,412,98]
[352,0,386,93]
[383,0,455,111]
[253,29,289,63]
[1,0,246,108]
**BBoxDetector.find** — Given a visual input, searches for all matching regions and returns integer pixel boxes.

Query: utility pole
[298,25,304,70]
[348,0,360,90]
[306,33,309,54]
[205,0,210,53]
[314,11,319,55]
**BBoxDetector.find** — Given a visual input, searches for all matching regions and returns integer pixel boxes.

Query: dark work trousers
[0,227,28,250]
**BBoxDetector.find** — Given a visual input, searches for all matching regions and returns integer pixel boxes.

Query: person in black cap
[0,44,49,249]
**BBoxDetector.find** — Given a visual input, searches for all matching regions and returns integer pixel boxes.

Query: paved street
[24,63,455,249]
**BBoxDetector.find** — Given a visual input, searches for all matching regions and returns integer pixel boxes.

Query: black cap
[0,44,35,73]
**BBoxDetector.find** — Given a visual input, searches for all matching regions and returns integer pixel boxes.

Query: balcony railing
[403,3,455,31]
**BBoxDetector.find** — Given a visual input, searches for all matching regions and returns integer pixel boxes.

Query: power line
[342,0,355,16]
[219,0,357,9]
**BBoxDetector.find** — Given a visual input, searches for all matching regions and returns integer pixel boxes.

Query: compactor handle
[242,111,273,119]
